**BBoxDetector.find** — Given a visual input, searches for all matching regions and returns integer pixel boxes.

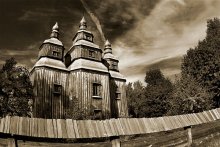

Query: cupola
[103,40,119,71]
[72,17,94,43]
[38,22,65,61]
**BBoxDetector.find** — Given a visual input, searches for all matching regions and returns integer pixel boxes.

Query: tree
[143,69,173,117]
[182,18,220,107]
[126,81,145,117]
[168,76,213,115]
[0,58,33,117]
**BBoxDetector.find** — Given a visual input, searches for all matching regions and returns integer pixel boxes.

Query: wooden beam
[184,126,192,147]
[110,136,121,147]
[7,138,17,147]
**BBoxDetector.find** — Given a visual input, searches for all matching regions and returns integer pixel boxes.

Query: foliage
[0,58,33,117]
[126,81,145,117]
[182,18,220,107]
[65,96,90,120]
[143,69,173,117]
[127,69,173,118]
[167,76,213,115]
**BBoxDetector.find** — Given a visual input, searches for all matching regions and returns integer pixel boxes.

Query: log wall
[30,67,69,119]
[69,46,102,62]
[110,79,128,118]
[68,69,111,118]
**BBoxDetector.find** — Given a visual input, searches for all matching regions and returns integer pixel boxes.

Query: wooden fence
[0,108,220,146]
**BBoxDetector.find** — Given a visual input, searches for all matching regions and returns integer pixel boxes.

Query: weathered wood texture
[110,79,128,118]
[68,45,102,63]
[30,67,69,119]
[0,108,219,139]
[68,69,111,118]
[38,44,64,60]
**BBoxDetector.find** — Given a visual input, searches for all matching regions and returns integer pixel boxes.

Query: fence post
[7,138,16,147]
[184,126,192,147]
[110,136,120,147]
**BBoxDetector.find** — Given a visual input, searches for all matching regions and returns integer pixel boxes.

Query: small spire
[104,40,111,48]
[79,16,87,30]
[52,22,59,31]
[104,39,112,54]
[50,22,59,38]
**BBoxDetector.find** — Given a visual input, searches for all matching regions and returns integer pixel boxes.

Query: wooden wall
[69,46,102,62]
[38,44,64,60]
[30,67,69,119]
[68,69,111,119]
[110,79,128,118]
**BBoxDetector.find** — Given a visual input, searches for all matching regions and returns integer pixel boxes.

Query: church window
[112,62,118,70]
[116,92,121,100]
[89,50,95,58]
[52,51,59,57]
[92,82,101,96]
[85,34,92,41]
[54,84,62,94]
[116,88,121,100]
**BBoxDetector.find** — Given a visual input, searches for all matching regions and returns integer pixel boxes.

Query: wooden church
[30,17,128,119]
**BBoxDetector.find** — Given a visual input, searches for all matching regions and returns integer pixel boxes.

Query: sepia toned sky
[0,0,220,83]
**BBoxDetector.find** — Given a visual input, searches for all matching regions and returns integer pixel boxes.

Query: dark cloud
[83,0,161,41]
[121,56,182,77]
[1,0,220,83]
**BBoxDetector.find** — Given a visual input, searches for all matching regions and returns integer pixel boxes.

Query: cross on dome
[50,22,59,38]
[79,16,87,30]
[52,22,59,31]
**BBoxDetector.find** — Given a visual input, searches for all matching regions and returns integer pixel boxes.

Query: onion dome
[104,40,112,54]
[71,17,99,49]
[103,40,118,60]
[44,22,63,46]
[50,22,59,39]
[52,22,59,31]
[79,16,87,30]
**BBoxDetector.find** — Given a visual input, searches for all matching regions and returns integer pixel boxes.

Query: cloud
[110,0,220,83]
[1,0,220,84]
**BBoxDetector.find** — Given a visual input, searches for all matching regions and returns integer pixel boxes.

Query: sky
[0,0,220,83]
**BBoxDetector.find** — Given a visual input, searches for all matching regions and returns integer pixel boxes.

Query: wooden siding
[110,79,128,118]
[30,67,69,119]
[38,44,64,60]
[69,46,102,62]
[106,59,119,71]
[0,108,220,138]
[68,69,111,119]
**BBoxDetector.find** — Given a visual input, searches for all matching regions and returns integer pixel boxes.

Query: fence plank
[60,119,68,138]
[108,119,118,136]
[66,119,75,138]
[47,119,54,138]
[21,117,29,136]
[72,120,79,138]
[52,119,58,138]
[10,116,18,135]
[57,119,62,138]
[38,118,46,138]
[103,119,112,137]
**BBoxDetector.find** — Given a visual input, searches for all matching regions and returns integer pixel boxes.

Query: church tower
[30,23,69,119]
[65,17,111,119]
[103,40,128,117]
